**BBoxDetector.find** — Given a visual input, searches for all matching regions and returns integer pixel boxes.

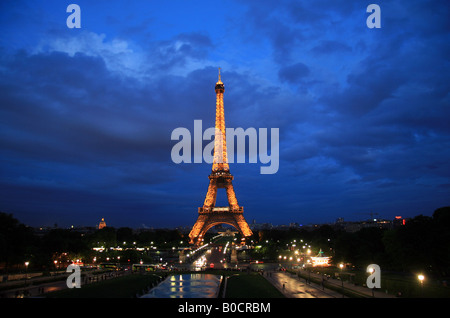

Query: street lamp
[339,263,344,297]
[25,261,29,285]
[418,274,425,283]
[368,267,375,297]
[418,274,425,296]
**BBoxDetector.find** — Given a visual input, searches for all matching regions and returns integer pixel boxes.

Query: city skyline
[1,1,449,230]
[1,209,408,231]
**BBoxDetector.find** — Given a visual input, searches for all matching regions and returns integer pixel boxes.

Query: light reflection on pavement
[264,271,341,298]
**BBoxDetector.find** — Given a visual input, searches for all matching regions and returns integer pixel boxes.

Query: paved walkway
[263,270,396,298]
[0,280,67,298]
[263,271,344,298]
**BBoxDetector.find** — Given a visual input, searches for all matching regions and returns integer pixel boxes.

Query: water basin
[140,273,222,298]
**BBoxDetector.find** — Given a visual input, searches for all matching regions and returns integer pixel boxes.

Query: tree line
[0,212,184,273]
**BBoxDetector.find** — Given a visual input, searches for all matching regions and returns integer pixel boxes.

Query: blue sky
[1,0,449,229]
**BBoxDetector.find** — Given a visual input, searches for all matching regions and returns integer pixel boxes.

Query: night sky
[1,1,449,229]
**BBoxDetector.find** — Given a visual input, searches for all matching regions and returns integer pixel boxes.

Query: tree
[334,231,358,265]
[86,227,117,248]
[432,207,450,276]
[116,227,135,244]
[0,212,36,271]
[382,215,434,272]
[354,227,386,266]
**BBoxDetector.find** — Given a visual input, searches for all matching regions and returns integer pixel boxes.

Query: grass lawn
[224,273,285,298]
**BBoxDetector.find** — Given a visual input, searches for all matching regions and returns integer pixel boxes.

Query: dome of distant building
[98,218,106,229]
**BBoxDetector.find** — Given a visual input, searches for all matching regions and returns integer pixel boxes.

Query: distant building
[334,218,393,232]
[98,218,106,229]
[393,216,406,228]
[218,229,238,237]
[250,219,273,231]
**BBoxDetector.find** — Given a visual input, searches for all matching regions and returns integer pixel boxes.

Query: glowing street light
[418,274,425,283]
[25,261,30,285]
[418,274,425,296]
[339,262,344,297]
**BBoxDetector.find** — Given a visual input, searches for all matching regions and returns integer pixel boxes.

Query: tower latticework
[189,68,252,245]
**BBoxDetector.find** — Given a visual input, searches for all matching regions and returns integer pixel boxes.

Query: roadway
[204,242,230,270]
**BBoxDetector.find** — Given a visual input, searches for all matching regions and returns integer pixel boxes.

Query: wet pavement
[263,271,343,298]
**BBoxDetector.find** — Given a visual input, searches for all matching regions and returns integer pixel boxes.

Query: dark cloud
[311,40,352,54]
[0,51,172,163]
[148,32,214,72]
[278,62,310,83]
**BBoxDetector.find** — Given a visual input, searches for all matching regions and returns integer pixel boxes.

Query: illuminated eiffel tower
[189,68,252,245]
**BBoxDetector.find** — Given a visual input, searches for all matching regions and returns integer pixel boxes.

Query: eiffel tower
[189,68,252,245]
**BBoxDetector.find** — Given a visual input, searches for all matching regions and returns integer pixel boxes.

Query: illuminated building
[189,69,252,245]
[310,249,330,267]
[98,218,106,229]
